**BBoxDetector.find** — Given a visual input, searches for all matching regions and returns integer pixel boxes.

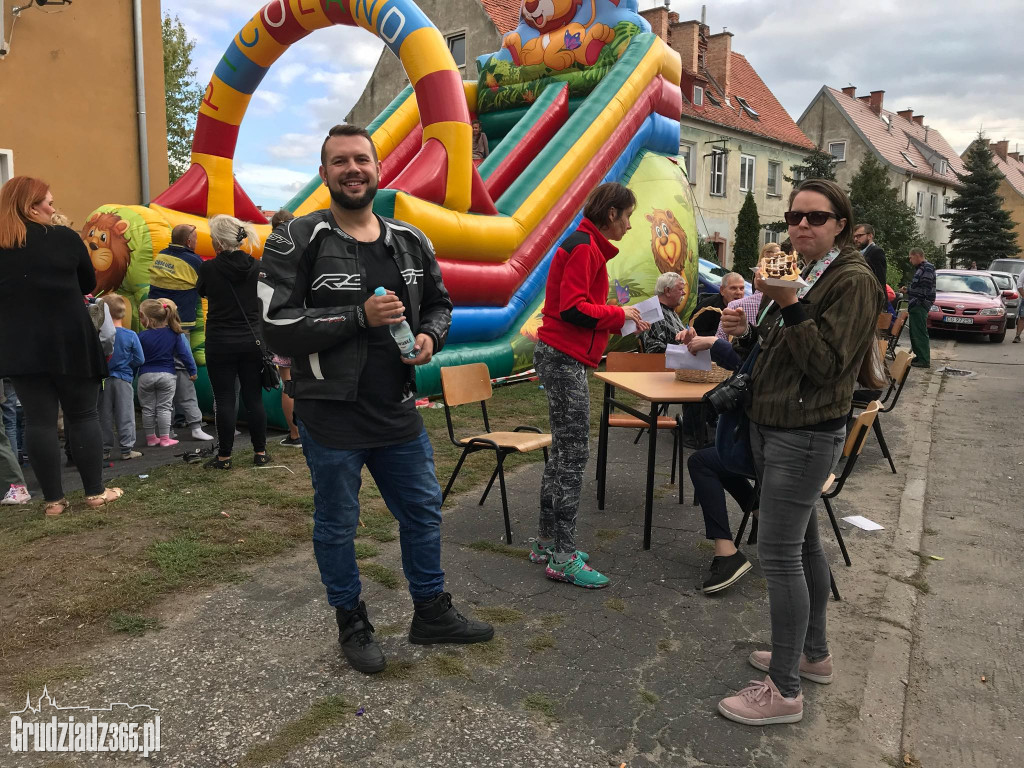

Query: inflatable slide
[81,0,699,422]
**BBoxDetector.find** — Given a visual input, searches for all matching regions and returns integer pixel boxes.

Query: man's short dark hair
[855,223,875,236]
[171,224,196,246]
[909,247,925,257]
[320,124,378,167]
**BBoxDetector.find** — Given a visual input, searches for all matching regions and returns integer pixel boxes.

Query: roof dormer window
[900,151,917,168]
[693,86,704,106]
[735,96,759,120]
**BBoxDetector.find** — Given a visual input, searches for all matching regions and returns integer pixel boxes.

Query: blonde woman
[196,214,269,469]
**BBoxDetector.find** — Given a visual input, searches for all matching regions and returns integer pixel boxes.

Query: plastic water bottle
[374,286,417,359]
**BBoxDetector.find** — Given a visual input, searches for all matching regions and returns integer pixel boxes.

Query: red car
[927,270,1008,343]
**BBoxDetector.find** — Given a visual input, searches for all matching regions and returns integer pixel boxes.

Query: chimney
[1009,152,1021,163]
[992,140,1009,160]
[841,86,857,97]
[858,95,871,106]
[705,31,733,96]
[868,90,884,115]
[912,115,924,126]
[670,20,701,73]
[639,6,670,42]
[897,109,914,121]
[668,11,679,24]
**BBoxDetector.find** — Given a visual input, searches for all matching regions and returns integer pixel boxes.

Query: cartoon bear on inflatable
[503,0,616,70]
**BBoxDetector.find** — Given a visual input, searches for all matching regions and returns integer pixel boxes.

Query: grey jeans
[535,341,590,555]
[100,377,137,453]
[750,421,845,697]
[173,368,203,427]
[137,372,176,438]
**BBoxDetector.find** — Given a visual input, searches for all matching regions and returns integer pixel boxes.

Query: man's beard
[329,175,378,210]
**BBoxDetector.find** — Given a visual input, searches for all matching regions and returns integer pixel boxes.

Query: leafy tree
[732,192,761,276]
[163,15,204,184]
[848,153,921,285]
[785,148,837,183]
[698,237,718,264]
[943,135,1021,268]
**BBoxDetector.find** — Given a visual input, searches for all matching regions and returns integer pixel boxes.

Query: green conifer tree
[943,136,1021,268]
[732,192,761,276]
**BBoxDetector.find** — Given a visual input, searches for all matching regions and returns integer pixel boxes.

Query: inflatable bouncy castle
[81,0,698,424]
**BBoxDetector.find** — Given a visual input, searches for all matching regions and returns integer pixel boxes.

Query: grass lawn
[0,372,626,689]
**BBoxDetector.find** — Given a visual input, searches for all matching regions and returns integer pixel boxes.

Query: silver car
[987,271,1020,329]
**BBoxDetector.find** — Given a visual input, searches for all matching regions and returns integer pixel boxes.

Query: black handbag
[705,342,760,478]
[227,282,281,392]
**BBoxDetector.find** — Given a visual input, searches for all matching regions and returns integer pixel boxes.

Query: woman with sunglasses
[717,179,882,726]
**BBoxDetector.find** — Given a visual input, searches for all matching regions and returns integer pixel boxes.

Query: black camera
[703,372,752,415]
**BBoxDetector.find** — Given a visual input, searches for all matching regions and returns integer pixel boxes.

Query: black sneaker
[702,551,752,594]
[203,456,232,470]
[280,436,302,448]
[253,452,272,466]
[408,592,494,645]
[336,601,386,674]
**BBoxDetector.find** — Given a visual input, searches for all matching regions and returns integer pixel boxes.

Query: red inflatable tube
[439,76,667,306]
[484,86,570,201]
[389,139,448,206]
[380,122,423,188]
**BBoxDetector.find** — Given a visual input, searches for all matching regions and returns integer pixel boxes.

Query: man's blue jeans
[299,423,446,611]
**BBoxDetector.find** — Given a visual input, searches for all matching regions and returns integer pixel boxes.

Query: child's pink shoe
[158,436,179,447]
[146,435,160,447]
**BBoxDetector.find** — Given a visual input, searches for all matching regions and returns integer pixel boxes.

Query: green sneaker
[528,541,590,564]
[544,553,609,589]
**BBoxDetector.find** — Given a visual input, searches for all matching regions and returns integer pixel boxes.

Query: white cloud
[274,63,310,86]
[252,90,285,114]
[233,163,314,211]
[265,133,325,164]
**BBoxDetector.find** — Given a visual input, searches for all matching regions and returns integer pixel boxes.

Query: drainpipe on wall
[132,0,150,204]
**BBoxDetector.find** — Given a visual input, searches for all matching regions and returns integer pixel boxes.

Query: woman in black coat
[196,214,270,470]
[0,177,124,515]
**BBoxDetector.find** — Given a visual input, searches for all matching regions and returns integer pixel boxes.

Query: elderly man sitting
[637,272,687,353]
[689,271,746,337]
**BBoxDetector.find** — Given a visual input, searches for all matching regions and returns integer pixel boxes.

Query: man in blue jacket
[258,124,493,675]
[907,247,936,368]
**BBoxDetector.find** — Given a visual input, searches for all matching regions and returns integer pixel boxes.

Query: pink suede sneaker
[749,650,833,684]
[718,676,803,726]
[146,435,160,447]
[158,437,179,447]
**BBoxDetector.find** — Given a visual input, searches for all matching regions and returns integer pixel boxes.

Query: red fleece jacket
[538,218,626,367]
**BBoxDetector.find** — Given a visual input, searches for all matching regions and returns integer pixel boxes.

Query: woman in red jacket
[530,182,649,588]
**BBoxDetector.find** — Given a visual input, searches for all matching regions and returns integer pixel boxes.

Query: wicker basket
[674,363,731,384]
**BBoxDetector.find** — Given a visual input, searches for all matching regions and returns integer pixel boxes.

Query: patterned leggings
[535,341,591,554]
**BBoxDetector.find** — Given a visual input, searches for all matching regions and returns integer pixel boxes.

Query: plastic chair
[604,352,683,502]
[440,363,551,544]
[883,312,908,359]
[852,351,914,474]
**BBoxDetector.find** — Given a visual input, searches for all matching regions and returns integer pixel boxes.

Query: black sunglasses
[784,210,839,226]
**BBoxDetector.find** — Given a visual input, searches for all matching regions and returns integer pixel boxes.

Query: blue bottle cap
[374,286,386,296]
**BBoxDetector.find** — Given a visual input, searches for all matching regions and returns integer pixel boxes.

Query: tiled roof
[990,147,1024,199]
[680,53,814,151]
[825,87,966,187]
[479,0,521,34]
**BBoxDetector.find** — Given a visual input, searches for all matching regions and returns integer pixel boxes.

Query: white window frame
[679,142,696,184]
[0,149,12,187]
[693,85,704,106]
[739,154,755,192]
[445,31,466,68]
[915,191,925,216]
[763,228,781,245]
[929,193,938,219]
[943,196,950,215]
[828,142,847,162]
[767,161,781,196]
[709,150,727,197]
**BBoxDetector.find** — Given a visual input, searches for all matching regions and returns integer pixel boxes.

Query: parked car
[987,258,1024,279]
[986,271,1020,328]
[697,258,753,296]
[927,270,1007,343]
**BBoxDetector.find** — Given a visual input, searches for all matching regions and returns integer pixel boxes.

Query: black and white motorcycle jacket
[257,210,452,401]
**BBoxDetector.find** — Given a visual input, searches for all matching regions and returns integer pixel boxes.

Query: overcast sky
[162,0,1023,209]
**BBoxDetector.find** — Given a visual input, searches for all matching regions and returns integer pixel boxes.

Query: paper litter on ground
[841,515,884,531]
